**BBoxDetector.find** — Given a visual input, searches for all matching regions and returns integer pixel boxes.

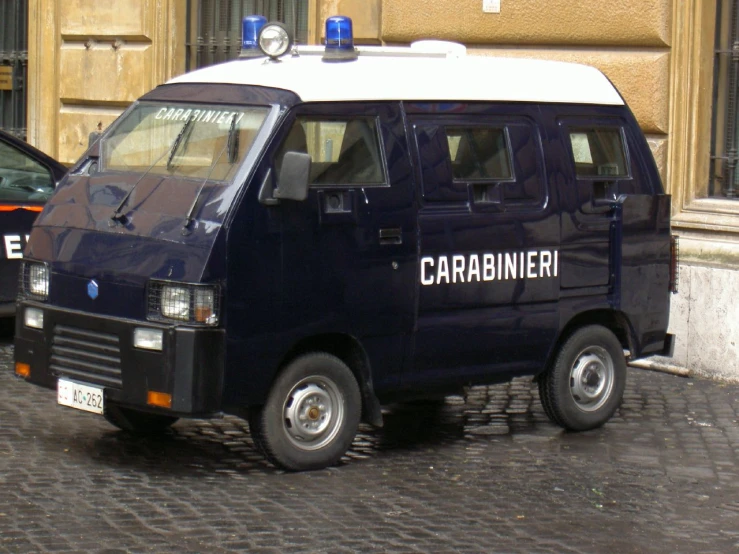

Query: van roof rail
[287,41,466,59]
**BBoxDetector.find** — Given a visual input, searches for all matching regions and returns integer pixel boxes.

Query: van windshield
[102,103,269,182]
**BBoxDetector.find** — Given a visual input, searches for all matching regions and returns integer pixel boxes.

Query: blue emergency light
[323,16,358,62]
[240,15,267,57]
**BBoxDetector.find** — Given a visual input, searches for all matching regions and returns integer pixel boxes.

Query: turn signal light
[15,362,30,378]
[147,390,172,409]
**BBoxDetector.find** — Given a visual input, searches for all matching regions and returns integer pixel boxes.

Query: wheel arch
[538,309,634,381]
[278,333,383,427]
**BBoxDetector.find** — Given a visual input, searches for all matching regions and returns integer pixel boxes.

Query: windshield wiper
[111,116,196,224]
[166,115,196,170]
[182,114,238,233]
[227,112,240,163]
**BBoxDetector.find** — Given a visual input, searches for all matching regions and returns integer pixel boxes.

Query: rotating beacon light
[240,15,267,58]
[323,16,358,62]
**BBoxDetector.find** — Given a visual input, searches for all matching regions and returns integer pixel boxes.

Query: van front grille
[50,325,123,388]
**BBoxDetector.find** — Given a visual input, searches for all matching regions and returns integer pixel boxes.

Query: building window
[187,0,309,71]
[0,0,28,140]
[709,0,739,198]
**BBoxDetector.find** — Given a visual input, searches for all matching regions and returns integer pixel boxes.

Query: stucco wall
[28,0,186,164]
[319,0,382,43]
[381,0,670,47]
[644,264,739,383]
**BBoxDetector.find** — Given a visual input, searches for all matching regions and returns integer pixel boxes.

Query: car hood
[26,172,234,283]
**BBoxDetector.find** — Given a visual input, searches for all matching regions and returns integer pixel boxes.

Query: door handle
[379,227,402,245]
[583,180,617,214]
[582,199,613,214]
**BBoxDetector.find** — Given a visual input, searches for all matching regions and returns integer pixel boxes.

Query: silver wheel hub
[283,376,344,451]
[569,346,614,412]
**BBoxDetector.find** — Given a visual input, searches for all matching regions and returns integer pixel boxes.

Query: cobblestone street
[1,339,738,553]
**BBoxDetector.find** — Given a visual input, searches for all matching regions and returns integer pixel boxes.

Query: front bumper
[14,302,225,417]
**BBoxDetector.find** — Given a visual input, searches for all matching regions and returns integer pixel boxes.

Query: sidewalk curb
[629,357,739,384]
[629,358,692,378]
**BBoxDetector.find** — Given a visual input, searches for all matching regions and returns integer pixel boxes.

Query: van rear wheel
[249,353,361,471]
[538,325,626,431]
[104,404,179,434]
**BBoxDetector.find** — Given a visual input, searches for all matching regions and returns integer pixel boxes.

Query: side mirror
[274,151,311,201]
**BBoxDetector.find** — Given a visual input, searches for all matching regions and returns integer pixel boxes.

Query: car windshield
[102,102,269,181]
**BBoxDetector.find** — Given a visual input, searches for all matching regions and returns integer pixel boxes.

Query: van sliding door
[406,106,560,387]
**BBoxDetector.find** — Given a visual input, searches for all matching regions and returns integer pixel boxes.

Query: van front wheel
[538,325,626,431]
[249,353,361,471]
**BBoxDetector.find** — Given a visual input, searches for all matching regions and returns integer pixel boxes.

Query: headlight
[29,264,49,297]
[148,281,219,325]
[161,285,190,321]
[20,262,50,300]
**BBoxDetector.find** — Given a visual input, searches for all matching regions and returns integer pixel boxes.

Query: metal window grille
[18,261,49,301]
[147,280,221,326]
[186,0,309,71]
[709,0,739,198]
[0,0,28,140]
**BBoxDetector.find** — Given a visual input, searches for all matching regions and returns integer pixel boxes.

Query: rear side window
[275,117,385,186]
[569,128,628,177]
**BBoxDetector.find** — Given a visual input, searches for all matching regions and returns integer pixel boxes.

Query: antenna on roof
[291,0,297,44]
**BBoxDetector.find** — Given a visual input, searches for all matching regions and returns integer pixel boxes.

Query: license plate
[57,378,104,415]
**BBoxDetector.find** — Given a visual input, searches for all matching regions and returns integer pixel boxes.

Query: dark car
[0,130,66,316]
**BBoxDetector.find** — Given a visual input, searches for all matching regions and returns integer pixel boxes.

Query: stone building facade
[24,0,739,380]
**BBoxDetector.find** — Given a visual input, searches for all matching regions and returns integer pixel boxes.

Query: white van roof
[168,44,624,106]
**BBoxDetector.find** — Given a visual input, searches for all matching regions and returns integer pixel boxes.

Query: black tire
[538,325,626,431]
[247,409,268,457]
[104,404,179,434]
[249,352,361,471]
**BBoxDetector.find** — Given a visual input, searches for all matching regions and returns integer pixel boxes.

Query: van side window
[446,128,512,180]
[569,128,628,178]
[275,117,386,186]
[415,120,544,208]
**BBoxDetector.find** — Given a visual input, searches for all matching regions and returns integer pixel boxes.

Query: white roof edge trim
[409,40,467,57]
[167,51,625,106]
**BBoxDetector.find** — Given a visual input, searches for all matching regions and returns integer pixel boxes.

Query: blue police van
[14,17,677,471]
